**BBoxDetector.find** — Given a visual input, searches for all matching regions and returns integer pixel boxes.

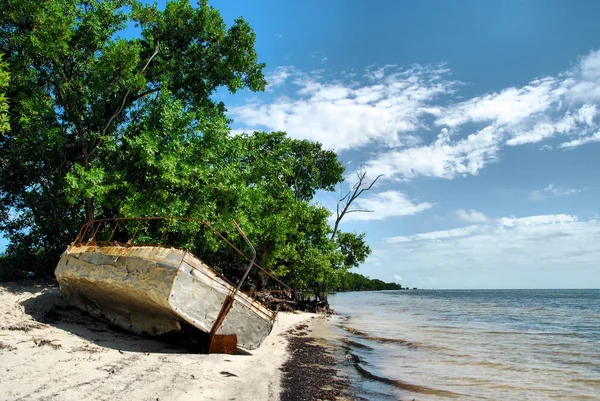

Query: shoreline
[0,281,320,401]
[280,314,355,401]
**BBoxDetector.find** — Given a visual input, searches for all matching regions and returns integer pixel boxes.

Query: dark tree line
[332,272,403,292]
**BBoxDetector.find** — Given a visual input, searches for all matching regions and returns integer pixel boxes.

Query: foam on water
[329,289,600,400]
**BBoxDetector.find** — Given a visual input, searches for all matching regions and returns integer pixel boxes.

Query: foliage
[0,0,266,276]
[0,0,376,297]
[0,54,9,135]
[333,272,402,292]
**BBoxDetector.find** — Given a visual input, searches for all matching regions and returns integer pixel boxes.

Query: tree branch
[330,165,383,240]
[129,86,161,102]
[88,43,161,158]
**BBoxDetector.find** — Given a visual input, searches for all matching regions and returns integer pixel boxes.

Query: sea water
[328,289,600,400]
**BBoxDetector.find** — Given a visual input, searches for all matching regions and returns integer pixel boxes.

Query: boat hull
[55,245,276,350]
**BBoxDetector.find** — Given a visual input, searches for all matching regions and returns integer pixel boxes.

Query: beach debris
[33,338,61,349]
[0,341,15,351]
[219,371,238,377]
[280,336,351,401]
[4,322,46,332]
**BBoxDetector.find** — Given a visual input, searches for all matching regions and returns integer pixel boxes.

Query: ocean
[328,289,600,400]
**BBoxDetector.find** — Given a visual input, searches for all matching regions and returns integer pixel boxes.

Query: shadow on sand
[20,284,250,355]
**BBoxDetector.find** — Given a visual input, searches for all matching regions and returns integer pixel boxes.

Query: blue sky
[4,0,600,288]
[215,0,600,288]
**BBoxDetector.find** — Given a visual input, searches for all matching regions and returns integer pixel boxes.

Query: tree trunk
[85,197,94,224]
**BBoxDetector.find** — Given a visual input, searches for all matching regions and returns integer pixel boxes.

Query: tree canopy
[0,0,390,296]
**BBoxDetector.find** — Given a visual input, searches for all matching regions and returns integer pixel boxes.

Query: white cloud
[362,126,502,180]
[565,50,600,103]
[436,77,561,128]
[455,209,489,224]
[358,51,600,180]
[505,105,597,146]
[387,225,482,242]
[558,131,600,149]
[338,190,433,222]
[230,64,457,151]
[529,184,582,201]
[373,214,600,289]
[498,214,577,227]
[437,51,600,129]
[265,66,297,90]
[232,49,600,182]
[436,51,600,148]
[388,214,578,243]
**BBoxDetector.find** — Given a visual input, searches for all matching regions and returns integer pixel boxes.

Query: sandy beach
[0,281,320,401]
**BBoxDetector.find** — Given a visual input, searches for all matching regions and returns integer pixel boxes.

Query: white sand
[0,282,316,401]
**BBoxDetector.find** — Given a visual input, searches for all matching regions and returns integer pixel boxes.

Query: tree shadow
[20,286,252,355]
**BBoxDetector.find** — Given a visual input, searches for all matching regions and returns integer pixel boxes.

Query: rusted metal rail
[74,216,292,294]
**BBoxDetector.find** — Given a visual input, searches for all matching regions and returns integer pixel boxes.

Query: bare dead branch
[330,165,383,239]
[141,42,161,73]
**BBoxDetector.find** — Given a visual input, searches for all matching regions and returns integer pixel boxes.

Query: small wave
[481,331,578,337]
[557,360,600,367]
[341,326,370,336]
[341,338,374,351]
[461,360,507,369]
[353,363,462,398]
[341,326,452,351]
[572,378,600,385]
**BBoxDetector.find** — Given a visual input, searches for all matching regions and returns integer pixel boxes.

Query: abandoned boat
[54,218,281,352]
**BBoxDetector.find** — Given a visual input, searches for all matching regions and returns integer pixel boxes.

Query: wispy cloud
[374,214,600,288]
[362,125,502,180]
[505,105,597,146]
[230,64,457,151]
[337,190,433,222]
[265,66,297,90]
[558,131,600,149]
[387,213,578,243]
[529,184,582,201]
[231,50,600,183]
[454,209,490,224]
[437,51,600,147]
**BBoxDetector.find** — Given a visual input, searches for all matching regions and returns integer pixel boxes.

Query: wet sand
[0,281,317,401]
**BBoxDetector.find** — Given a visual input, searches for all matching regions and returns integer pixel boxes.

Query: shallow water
[328,289,600,400]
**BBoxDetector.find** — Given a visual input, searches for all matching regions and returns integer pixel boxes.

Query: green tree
[336,231,371,269]
[0,0,375,298]
[0,0,266,275]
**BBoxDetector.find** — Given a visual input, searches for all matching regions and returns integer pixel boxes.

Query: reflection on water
[329,289,600,400]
